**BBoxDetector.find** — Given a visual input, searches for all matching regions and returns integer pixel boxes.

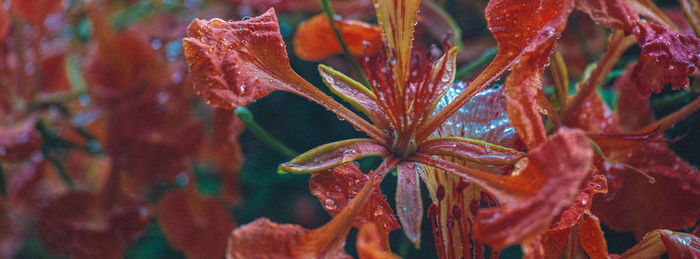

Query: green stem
[42,147,76,189]
[454,48,497,80]
[320,0,371,89]
[235,107,299,159]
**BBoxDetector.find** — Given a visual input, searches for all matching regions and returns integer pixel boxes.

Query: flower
[183,0,593,251]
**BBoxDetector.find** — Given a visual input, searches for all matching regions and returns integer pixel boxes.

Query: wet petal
[157,189,235,259]
[357,222,400,259]
[279,138,389,174]
[418,137,523,165]
[620,230,700,258]
[630,21,700,97]
[184,9,385,140]
[372,0,421,87]
[396,161,423,246]
[319,65,390,129]
[183,9,297,109]
[411,128,591,249]
[308,163,399,235]
[577,215,608,259]
[228,167,385,259]
[293,13,382,61]
[421,0,575,139]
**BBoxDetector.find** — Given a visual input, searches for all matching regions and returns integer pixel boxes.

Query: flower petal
[418,137,523,165]
[421,0,575,139]
[630,21,700,97]
[591,142,700,239]
[293,13,382,61]
[227,163,389,258]
[318,65,390,130]
[157,189,234,259]
[279,138,389,174]
[357,222,400,259]
[183,9,296,109]
[577,215,608,259]
[372,0,421,87]
[471,128,592,249]
[308,163,399,235]
[620,230,700,258]
[396,162,423,246]
[184,9,386,140]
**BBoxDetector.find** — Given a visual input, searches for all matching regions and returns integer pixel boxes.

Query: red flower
[184,0,593,252]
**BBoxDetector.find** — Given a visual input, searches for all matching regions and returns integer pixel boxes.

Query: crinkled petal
[279,138,389,174]
[630,21,700,97]
[293,13,382,61]
[184,9,385,140]
[396,161,423,246]
[183,9,299,109]
[308,163,399,235]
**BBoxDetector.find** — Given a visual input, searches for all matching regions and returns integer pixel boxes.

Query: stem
[320,0,371,89]
[681,0,700,35]
[561,30,635,124]
[235,107,299,159]
[42,148,76,189]
[636,94,700,135]
[454,48,497,80]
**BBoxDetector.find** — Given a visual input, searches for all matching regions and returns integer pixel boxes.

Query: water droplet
[324,199,338,209]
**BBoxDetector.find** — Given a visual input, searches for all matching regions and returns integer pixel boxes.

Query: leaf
[0,117,41,162]
[157,189,235,259]
[418,136,523,165]
[472,128,592,249]
[308,163,399,235]
[293,13,382,61]
[372,0,422,88]
[630,21,700,97]
[318,65,390,130]
[620,230,700,258]
[356,222,400,259]
[396,162,423,246]
[279,138,389,174]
